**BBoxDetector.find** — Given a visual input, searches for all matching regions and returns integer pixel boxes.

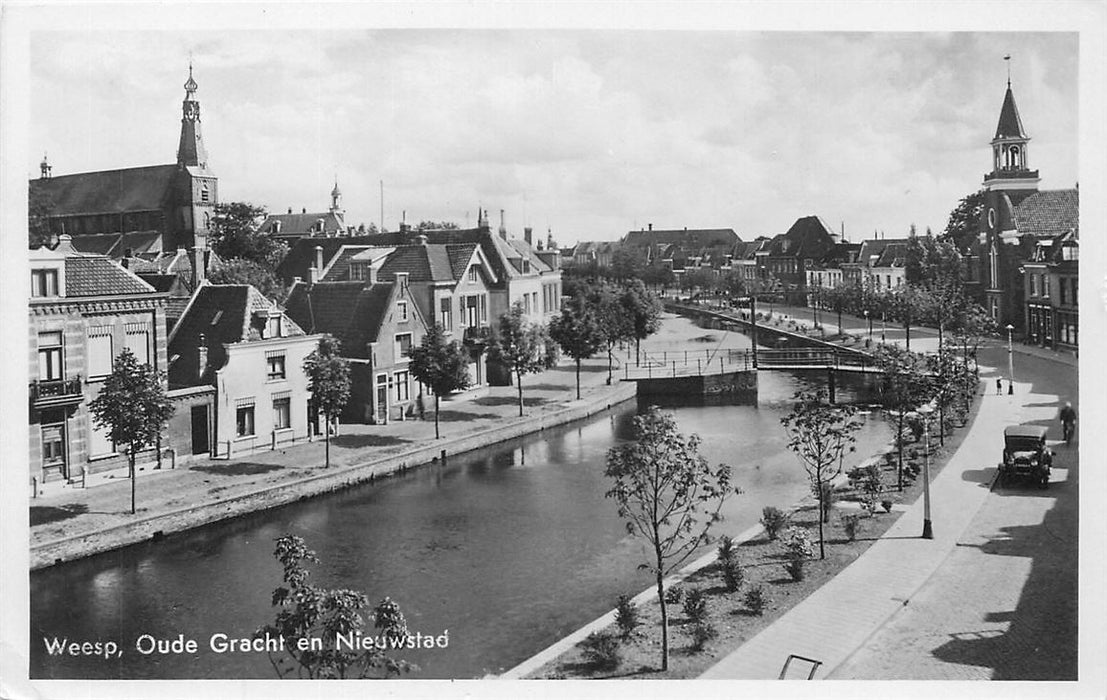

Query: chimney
[288,207,292,214]
[309,266,319,284]
[416,234,428,246]
[499,209,507,240]
[315,245,324,272]
[302,207,307,214]
[368,264,378,285]
[524,227,533,246]
[648,223,653,231]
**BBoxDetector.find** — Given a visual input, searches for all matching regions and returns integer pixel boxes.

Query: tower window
[201,186,210,203]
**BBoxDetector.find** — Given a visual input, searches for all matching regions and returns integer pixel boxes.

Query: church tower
[177,64,209,168]
[982,78,1039,193]
[330,177,343,215]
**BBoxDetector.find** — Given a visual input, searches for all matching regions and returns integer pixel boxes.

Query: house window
[31,269,59,298]
[468,267,477,283]
[396,333,413,359]
[1029,274,1038,297]
[398,301,408,322]
[350,264,366,281]
[125,324,150,365]
[38,331,63,381]
[1041,275,1050,299]
[267,353,286,381]
[439,298,452,330]
[479,294,487,323]
[273,397,291,430]
[88,326,114,378]
[394,370,410,402]
[524,294,532,315]
[236,405,256,437]
[88,417,116,458]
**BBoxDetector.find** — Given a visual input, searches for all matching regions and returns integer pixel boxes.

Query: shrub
[614,594,640,640]
[682,587,708,624]
[743,585,768,615]
[881,499,894,513]
[716,535,737,564]
[760,506,790,540]
[784,559,806,581]
[689,621,718,652]
[580,631,622,671]
[663,585,685,606]
[781,526,814,582]
[841,512,861,541]
[721,557,744,592]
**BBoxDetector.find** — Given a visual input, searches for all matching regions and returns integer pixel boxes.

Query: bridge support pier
[827,368,836,404]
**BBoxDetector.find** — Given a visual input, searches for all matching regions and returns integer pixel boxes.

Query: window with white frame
[1029,274,1038,296]
[398,301,408,322]
[38,331,64,381]
[1041,275,1050,299]
[88,326,114,378]
[31,269,59,298]
[272,396,291,430]
[267,352,286,381]
[479,294,487,323]
[439,298,452,330]
[265,315,283,339]
[125,323,150,365]
[468,266,477,283]
[236,401,256,437]
[395,333,413,359]
[394,370,410,402]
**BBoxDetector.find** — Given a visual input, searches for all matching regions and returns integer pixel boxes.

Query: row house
[840,239,908,292]
[168,283,322,458]
[284,271,428,424]
[28,236,213,489]
[1023,228,1078,350]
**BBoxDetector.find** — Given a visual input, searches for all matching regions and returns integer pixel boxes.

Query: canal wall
[30,381,639,571]
[634,370,758,398]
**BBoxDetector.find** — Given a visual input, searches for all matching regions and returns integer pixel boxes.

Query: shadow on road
[30,503,89,526]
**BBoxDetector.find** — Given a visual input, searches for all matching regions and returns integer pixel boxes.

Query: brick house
[284,270,429,424]
[1023,227,1078,350]
[28,235,213,488]
[168,283,322,458]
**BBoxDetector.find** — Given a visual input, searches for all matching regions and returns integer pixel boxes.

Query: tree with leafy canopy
[548,293,604,399]
[942,189,985,252]
[780,388,861,559]
[489,302,550,417]
[408,324,471,438]
[256,535,415,679]
[88,348,174,515]
[610,246,647,282]
[620,279,663,365]
[874,344,932,490]
[208,258,287,304]
[587,281,633,385]
[303,335,351,468]
[28,187,55,249]
[210,202,288,268]
[604,407,738,672]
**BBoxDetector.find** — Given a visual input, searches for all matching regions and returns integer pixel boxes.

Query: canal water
[31,369,890,680]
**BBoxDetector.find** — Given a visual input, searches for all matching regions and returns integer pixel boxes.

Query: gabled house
[764,216,839,303]
[168,283,322,458]
[1023,227,1078,350]
[284,270,429,424]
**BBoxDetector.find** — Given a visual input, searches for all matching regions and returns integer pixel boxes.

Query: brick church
[964,76,1078,333]
[29,66,218,253]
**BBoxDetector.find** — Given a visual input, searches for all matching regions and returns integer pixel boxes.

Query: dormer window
[522,260,531,273]
[265,315,283,339]
[31,269,59,298]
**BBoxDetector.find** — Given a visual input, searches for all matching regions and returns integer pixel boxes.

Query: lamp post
[864,309,871,340]
[881,311,887,343]
[1005,323,1015,394]
[918,404,934,539]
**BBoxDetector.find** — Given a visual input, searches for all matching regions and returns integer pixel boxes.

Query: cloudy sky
[26,19,1078,245]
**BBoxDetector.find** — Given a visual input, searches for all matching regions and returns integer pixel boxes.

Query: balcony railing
[31,376,83,408]
[463,326,492,344]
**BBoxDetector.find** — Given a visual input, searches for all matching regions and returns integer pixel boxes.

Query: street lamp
[917,404,934,539]
[1005,324,1015,394]
[864,309,871,340]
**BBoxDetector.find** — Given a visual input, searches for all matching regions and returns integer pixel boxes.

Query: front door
[375,373,389,424]
[40,414,67,481]
[190,405,210,455]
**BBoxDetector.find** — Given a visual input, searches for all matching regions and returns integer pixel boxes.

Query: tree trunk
[129,447,137,515]
[635,337,641,366]
[655,565,669,671]
[905,321,911,349]
[575,358,582,400]
[897,412,904,490]
[434,395,441,439]
[817,477,826,558]
[517,372,524,417]
[606,344,613,385]
[324,415,331,468]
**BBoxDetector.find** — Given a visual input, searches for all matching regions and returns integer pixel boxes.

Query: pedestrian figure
[996,377,1003,395]
[1059,402,1076,445]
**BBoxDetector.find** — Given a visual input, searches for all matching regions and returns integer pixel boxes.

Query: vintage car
[999,425,1052,488]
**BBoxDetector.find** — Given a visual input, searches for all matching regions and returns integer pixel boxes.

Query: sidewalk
[700,379,1028,679]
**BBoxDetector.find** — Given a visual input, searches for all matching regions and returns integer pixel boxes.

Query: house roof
[276,235,391,283]
[30,164,179,216]
[1012,189,1078,239]
[769,216,837,258]
[283,281,396,357]
[994,85,1028,140]
[171,284,305,348]
[623,228,740,249]
[67,231,166,258]
[261,211,346,236]
[64,256,157,297]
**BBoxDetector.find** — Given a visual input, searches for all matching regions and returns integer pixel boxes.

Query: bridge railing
[624,348,754,380]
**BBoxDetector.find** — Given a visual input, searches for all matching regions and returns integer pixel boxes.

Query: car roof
[1004,425,1048,439]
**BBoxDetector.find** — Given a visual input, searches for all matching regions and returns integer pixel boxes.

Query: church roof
[67,230,166,257]
[262,211,346,236]
[1012,189,1078,239]
[994,85,1028,140]
[30,164,178,216]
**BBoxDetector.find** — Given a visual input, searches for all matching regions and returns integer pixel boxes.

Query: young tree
[87,348,174,515]
[780,388,861,559]
[548,294,604,399]
[489,302,549,417]
[210,202,288,268]
[604,407,737,672]
[620,279,663,365]
[874,344,932,490]
[257,535,414,679]
[303,335,351,468]
[589,281,633,385]
[208,258,287,304]
[408,324,471,438]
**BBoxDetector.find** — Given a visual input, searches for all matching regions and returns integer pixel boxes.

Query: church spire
[177,63,209,168]
[329,175,343,214]
[983,59,1038,193]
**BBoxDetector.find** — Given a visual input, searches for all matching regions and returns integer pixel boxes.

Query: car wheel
[1039,476,1049,490]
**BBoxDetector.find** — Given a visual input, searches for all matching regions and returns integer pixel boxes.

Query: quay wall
[30,381,639,570]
